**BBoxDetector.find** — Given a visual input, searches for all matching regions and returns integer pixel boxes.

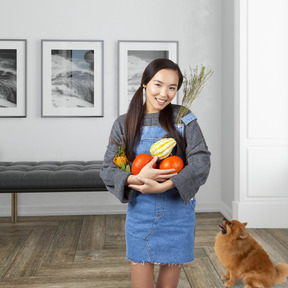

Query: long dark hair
[124,58,185,162]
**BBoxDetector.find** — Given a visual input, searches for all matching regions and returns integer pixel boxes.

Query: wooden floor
[0,213,288,288]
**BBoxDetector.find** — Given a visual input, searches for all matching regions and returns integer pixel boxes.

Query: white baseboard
[195,201,221,213]
[1,202,220,217]
[20,204,128,216]
[3,196,286,228]
[195,200,232,220]
[220,201,233,220]
[0,204,127,217]
[233,200,288,228]
[0,193,222,217]
[0,206,11,217]
[0,192,128,217]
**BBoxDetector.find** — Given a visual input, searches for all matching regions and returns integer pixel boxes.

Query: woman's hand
[126,156,177,193]
[126,156,177,194]
[138,156,177,182]
[128,177,175,194]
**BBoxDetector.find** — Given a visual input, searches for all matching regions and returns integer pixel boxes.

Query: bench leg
[11,193,18,224]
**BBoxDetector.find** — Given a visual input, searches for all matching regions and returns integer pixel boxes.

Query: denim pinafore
[125,113,197,264]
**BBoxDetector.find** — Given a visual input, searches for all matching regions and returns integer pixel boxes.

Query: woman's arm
[126,156,177,194]
[171,119,211,204]
[100,116,134,203]
[127,156,177,183]
[128,177,175,194]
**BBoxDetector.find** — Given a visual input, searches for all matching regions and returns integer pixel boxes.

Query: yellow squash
[150,138,176,160]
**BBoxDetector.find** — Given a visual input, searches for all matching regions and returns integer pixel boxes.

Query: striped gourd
[150,138,176,160]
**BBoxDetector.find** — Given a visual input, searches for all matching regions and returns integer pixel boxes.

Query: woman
[100,58,211,288]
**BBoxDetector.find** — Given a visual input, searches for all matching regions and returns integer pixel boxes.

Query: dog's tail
[274,263,288,285]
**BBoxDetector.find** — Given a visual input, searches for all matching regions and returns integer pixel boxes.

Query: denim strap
[181,112,197,125]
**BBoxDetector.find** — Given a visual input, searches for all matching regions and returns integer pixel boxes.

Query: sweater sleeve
[171,119,211,204]
[100,117,134,203]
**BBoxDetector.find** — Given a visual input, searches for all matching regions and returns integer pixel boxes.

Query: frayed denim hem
[127,256,194,266]
[129,260,183,267]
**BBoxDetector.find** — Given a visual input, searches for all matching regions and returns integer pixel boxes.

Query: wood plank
[203,246,243,288]
[15,215,84,223]
[4,260,131,288]
[4,227,56,278]
[104,215,126,250]
[0,226,32,238]
[203,246,226,276]
[1,275,131,288]
[0,222,58,238]
[249,228,288,264]
[0,280,131,288]
[75,249,126,262]
[183,257,224,288]
[77,215,106,251]
[194,247,208,259]
[0,217,12,224]
[1,213,288,288]
[194,233,218,247]
[43,220,83,264]
[38,261,130,277]
[266,228,288,250]
[0,237,26,280]
[196,212,223,220]
[178,269,193,288]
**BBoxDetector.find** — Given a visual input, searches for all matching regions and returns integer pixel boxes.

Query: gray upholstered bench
[0,161,107,223]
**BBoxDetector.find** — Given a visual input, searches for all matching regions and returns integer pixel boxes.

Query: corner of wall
[221,0,235,215]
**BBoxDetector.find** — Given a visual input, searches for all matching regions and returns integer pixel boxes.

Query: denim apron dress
[125,113,197,264]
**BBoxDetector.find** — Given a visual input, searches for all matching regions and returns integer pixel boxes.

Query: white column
[233,0,288,228]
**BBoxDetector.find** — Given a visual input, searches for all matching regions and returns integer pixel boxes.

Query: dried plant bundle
[176,65,213,124]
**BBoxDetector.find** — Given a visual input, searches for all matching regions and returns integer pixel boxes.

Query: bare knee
[156,264,182,288]
[131,262,154,288]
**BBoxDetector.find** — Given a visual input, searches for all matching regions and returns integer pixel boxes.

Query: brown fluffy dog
[214,219,288,288]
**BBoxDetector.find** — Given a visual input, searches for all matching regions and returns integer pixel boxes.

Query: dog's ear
[239,227,248,239]
[243,222,248,227]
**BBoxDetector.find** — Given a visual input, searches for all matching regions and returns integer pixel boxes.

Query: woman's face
[143,69,179,113]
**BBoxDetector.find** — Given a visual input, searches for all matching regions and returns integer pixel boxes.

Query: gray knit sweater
[100,104,211,205]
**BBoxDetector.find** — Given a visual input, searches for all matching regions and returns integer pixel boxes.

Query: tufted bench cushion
[0,161,106,192]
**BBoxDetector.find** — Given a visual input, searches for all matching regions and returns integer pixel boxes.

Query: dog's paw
[221,275,229,280]
[224,281,235,287]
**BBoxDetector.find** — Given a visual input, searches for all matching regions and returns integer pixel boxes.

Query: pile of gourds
[131,138,184,175]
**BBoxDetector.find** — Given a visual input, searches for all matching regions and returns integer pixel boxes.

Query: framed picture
[0,39,27,117]
[118,40,178,115]
[41,40,104,117]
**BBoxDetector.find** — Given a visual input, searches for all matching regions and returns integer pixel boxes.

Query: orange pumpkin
[131,154,157,175]
[159,156,184,173]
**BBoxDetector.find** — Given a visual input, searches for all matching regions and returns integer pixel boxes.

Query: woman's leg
[156,264,182,288]
[130,262,154,288]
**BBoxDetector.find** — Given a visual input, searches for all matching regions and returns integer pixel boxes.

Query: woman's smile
[155,97,167,105]
[144,69,179,113]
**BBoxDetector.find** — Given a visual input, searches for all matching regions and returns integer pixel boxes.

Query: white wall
[0,0,222,217]
[234,0,288,228]
[221,0,234,218]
